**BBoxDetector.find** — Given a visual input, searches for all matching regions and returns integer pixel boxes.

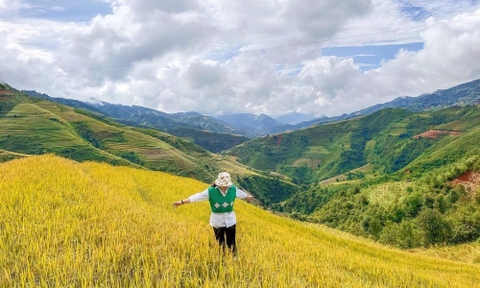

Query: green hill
[0,149,27,162]
[166,127,250,153]
[22,90,251,152]
[0,86,298,204]
[280,153,480,249]
[227,106,480,185]
[4,82,479,250]
[270,77,480,134]
[225,105,480,248]
[1,155,479,287]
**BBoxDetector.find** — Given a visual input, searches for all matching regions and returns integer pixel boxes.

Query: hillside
[0,87,298,204]
[1,155,479,287]
[274,131,480,249]
[227,106,480,185]
[4,81,480,252]
[270,77,480,134]
[227,105,480,248]
[0,88,206,177]
[0,149,27,162]
[212,113,283,136]
[19,77,480,140]
[22,90,251,152]
[166,127,250,153]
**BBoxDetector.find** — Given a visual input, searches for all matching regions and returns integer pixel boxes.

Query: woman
[172,172,254,254]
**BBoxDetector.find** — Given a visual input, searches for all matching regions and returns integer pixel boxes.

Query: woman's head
[214,172,232,187]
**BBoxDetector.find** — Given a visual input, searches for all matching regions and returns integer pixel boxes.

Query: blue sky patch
[20,0,112,22]
[396,1,431,21]
[321,42,424,71]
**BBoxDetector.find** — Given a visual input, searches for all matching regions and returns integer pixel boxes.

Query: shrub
[417,209,451,246]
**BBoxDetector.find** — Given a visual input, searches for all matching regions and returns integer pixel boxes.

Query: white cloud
[0,1,67,17]
[1,0,480,118]
[0,0,32,17]
[316,10,480,116]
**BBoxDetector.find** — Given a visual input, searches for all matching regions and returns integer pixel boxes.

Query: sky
[1,0,480,117]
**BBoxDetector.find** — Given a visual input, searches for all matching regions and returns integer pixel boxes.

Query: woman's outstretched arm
[172,198,191,207]
[172,189,208,207]
[236,188,255,202]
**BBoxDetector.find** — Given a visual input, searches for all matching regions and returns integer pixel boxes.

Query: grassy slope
[0,149,28,162]
[412,243,480,264]
[285,137,480,248]
[0,155,479,287]
[406,124,480,177]
[228,106,480,184]
[0,90,298,203]
[0,91,228,181]
[227,108,415,183]
[0,94,134,166]
[21,89,251,153]
[167,127,250,153]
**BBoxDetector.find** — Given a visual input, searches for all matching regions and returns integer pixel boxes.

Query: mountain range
[0,85,299,203]
[2,78,480,250]
[20,78,480,141]
[227,105,480,184]
[21,91,252,152]
[271,78,480,133]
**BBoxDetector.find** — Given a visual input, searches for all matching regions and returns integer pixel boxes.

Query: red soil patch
[0,91,15,102]
[413,130,461,139]
[0,90,15,96]
[451,171,480,198]
[457,171,477,182]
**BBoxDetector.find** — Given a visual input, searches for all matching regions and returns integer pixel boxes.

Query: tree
[397,220,422,249]
[405,192,424,217]
[417,209,451,246]
[369,217,383,240]
[433,195,448,214]
[379,222,400,247]
[448,207,480,243]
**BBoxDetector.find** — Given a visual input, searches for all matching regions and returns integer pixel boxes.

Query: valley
[1,79,480,279]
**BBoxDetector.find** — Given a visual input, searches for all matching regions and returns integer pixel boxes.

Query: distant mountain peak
[84,97,105,106]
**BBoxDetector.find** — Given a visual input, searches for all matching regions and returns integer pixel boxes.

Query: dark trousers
[213,225,236,254]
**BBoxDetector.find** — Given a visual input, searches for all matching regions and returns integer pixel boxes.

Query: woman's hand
[173,199,189,207]
[246,195,255,202]
[172,200,184,208]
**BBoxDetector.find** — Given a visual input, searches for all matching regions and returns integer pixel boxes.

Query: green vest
[208,185,237,213]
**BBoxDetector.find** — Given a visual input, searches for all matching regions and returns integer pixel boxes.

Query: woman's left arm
[236,188,255,202]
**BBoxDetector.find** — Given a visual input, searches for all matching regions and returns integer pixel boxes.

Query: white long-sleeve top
[188,186,249,228]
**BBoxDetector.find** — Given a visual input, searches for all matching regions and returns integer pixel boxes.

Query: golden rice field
[412,243,480,265]
[1,155,479,287]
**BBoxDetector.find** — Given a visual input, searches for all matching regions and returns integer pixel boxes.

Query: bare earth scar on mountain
[0,90,15,96]
[413,130,462,139]
[451,171,480,198]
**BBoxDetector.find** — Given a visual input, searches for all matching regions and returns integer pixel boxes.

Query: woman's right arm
[172,189,208,207]
[172,198,191,207]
